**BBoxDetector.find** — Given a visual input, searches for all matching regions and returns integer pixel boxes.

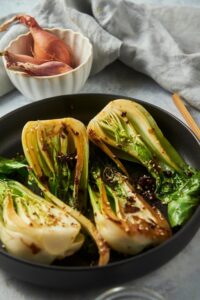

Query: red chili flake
[42,143,48,151]
[71,128,79,136]
[29,243,41,254]
[121,111,127,117]
[39,175,48,183]
[74,177,79,185]
[127,196,136,203]
[61,123,68,135]
[124,204,140,214]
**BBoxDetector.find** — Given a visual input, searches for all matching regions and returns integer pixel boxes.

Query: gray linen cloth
[0,0,200,110]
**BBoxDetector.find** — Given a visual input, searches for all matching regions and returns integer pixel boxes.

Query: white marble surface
[0,1,200,300]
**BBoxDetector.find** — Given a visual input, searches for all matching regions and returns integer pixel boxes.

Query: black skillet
[0,93,199,289]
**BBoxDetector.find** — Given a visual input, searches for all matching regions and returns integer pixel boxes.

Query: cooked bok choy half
[0,179,84,264]
[22,118,88,211]
[87,99,200,227]
[88,158,171,254]
[22,118,110,266]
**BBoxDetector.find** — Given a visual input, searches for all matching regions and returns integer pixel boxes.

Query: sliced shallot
[7,61,73,76]
[1,51,47,65]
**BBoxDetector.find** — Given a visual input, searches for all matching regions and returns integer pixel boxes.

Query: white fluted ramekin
[3,28,93,101]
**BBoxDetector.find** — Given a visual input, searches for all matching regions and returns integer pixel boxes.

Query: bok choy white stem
[0,179,84,264]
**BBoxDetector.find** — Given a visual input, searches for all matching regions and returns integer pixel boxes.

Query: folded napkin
[0,0,200,110]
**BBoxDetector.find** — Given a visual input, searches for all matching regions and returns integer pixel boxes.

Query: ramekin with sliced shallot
[1,28,93,100]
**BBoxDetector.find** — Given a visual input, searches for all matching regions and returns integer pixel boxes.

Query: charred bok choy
[87,99,200,227]
[0,158,84,264]
[88,153,171,255]
[22,118,109,266]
